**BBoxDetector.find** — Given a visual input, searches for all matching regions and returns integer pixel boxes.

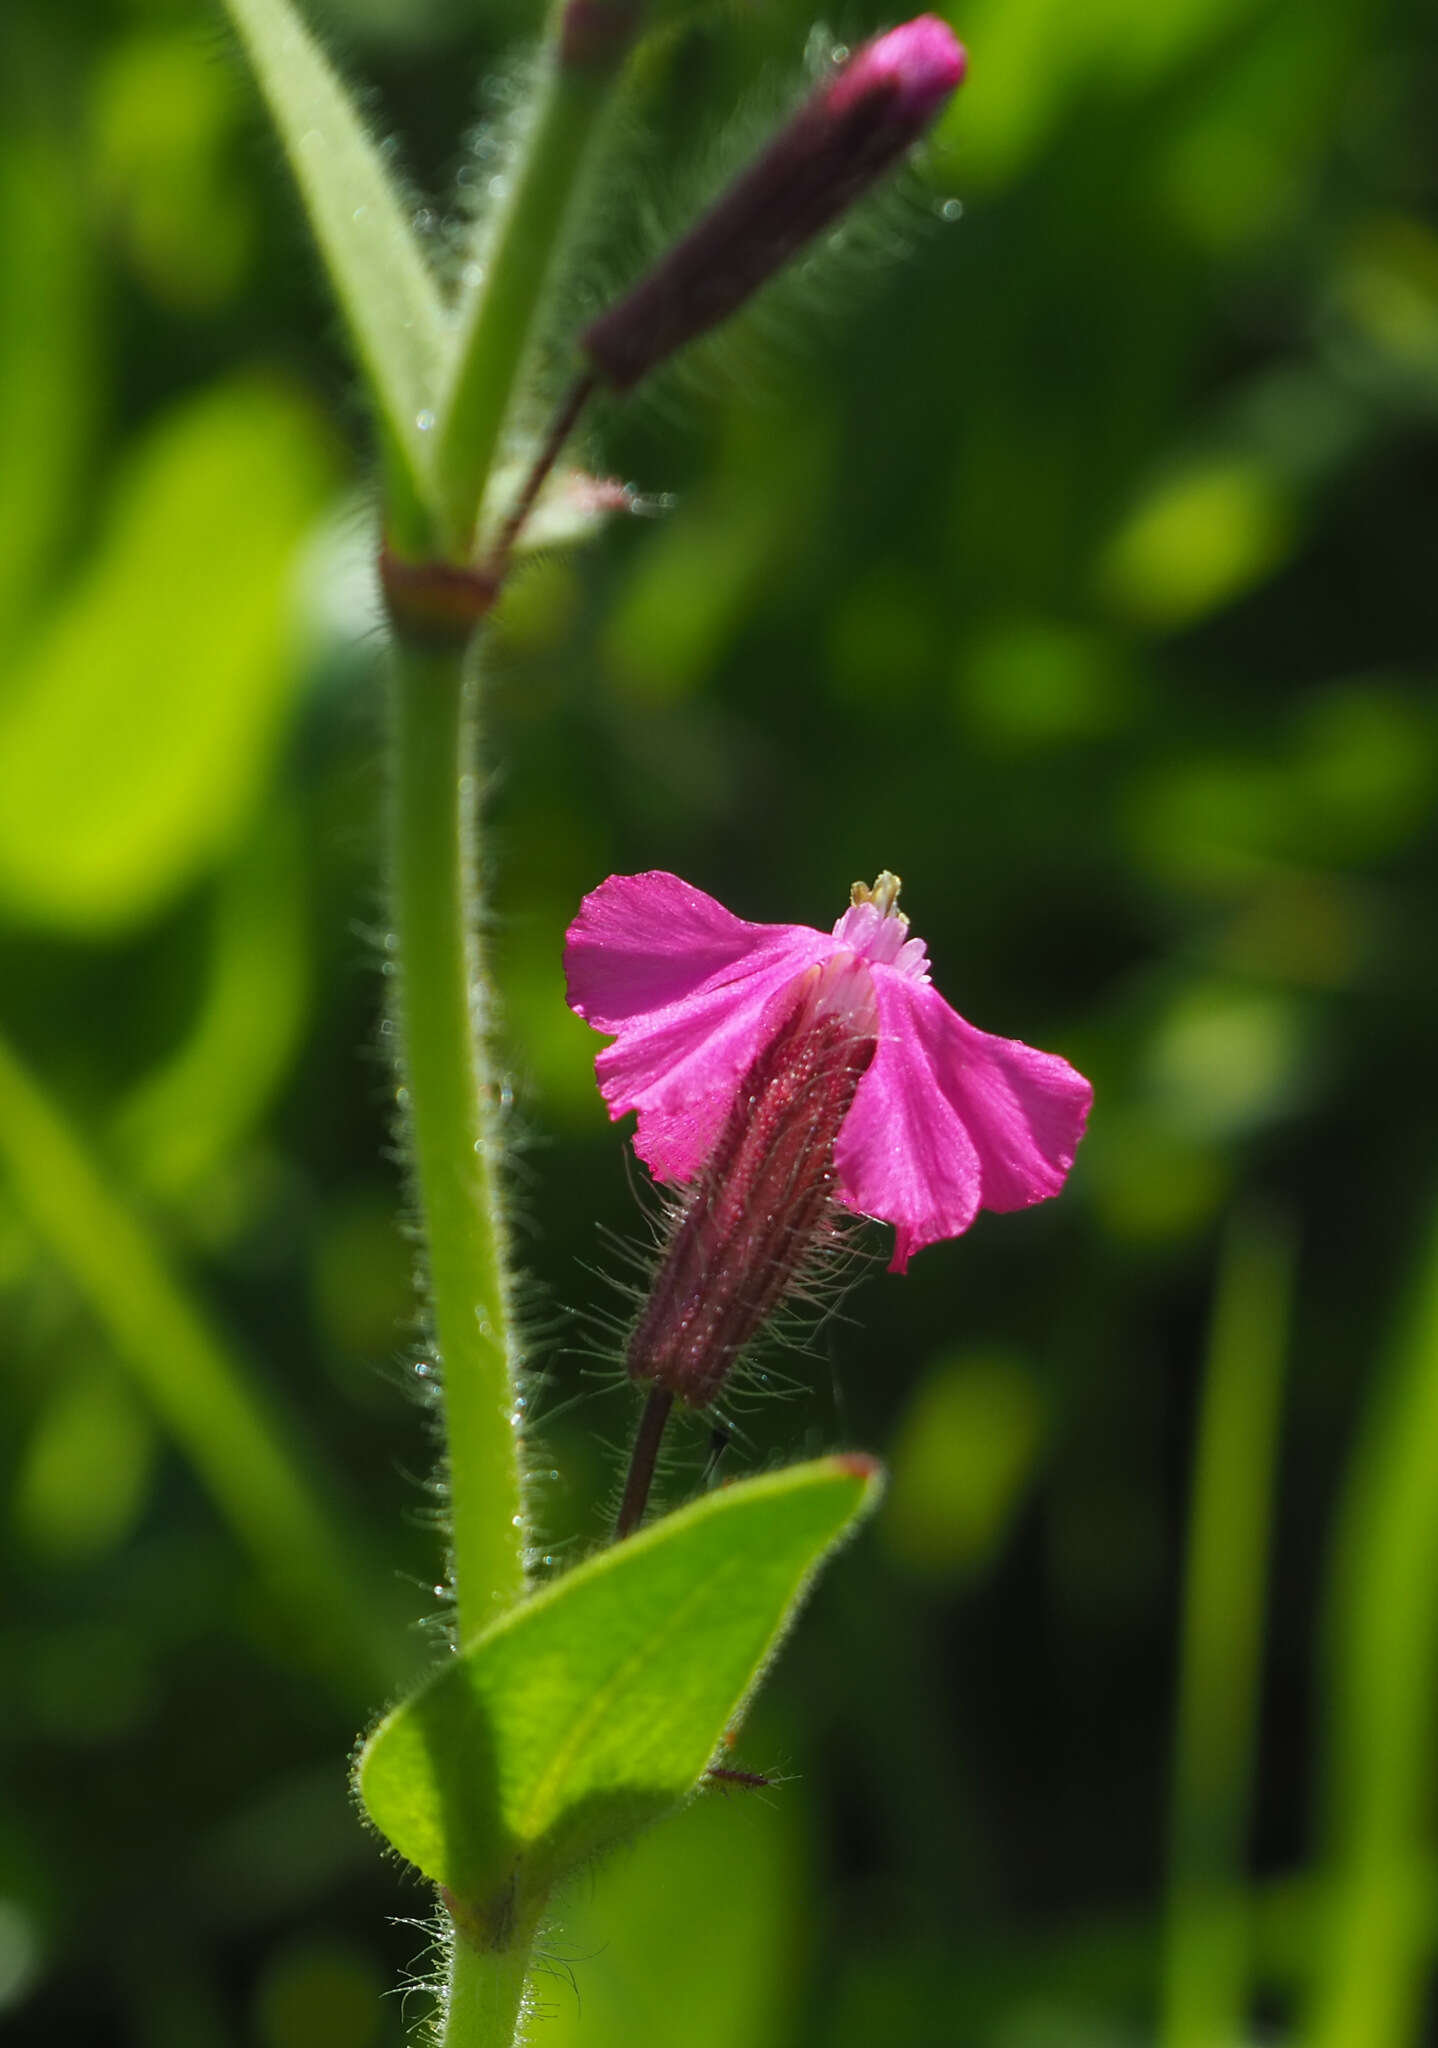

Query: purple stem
[614,1385,675,1540]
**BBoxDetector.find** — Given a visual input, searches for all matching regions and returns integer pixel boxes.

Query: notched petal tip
[835,972,1091,1267]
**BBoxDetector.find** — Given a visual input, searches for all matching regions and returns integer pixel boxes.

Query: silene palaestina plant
[213,2,1091,2042]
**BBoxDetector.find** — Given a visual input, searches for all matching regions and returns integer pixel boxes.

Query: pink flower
[565,870,1092,1272]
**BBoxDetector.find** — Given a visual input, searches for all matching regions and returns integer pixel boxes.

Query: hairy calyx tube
[616,956,878,1535]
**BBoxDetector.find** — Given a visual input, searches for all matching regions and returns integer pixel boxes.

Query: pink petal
[566,872,831,1183]
[833,982,983,1270]
[566,871,816,1029]
[835,973,1091,1271]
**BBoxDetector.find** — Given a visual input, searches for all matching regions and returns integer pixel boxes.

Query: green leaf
[357,1455,879,1925]
[218,0,452,511]
[0,378,333,934]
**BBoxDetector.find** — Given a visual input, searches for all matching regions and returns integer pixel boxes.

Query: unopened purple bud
[581,15,966,393]
[627,956,879,1408]
[827,15,966,124]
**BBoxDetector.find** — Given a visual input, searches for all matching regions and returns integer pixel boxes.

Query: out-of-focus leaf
[828,565,944,709]
[253,1936,384,2048]
[219,0,452,508]
[0,1027,395,1700]
[956,621,1134,751]
[12,1361,157,1563]
[0,379,334,934]
[1095,457,1295,630]
[540,1769,806,2048]
[1099,0,1266,92]
[1164,1206,1294,2048]
[1160,1,1362,249]
[494,902,609,1123]
[357,1457,879,1923]
[1292,684,1437,861]
[90,29,253,310]
[602,409,827,698]
[1333,217,1438,398]
[934,0,1270,189]
[0,126,99,649]
[883,1350,1048,1581]
[932,0,1095,189]
[1147,982,1309,1140]
[1128,683,1437,896]
[1309,1197,1438,2048]
[1083,1109,1230,1244]
[113,806,311,1199]
[0,1896,41,2012]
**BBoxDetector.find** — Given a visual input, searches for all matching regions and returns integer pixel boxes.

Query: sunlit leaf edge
[355,1454,881,1917]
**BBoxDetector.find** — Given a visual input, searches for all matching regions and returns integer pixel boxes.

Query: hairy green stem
[440,1918,539,2048]
[433,26,625,555]
[1162,1204,1294,2048]
[389,634,526,1639]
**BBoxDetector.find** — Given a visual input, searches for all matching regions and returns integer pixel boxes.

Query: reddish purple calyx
[581,15,967,393]
[625,957,878,1406]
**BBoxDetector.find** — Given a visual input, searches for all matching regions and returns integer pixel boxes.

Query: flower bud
[627,955,879,1408]
[581,16,966,392]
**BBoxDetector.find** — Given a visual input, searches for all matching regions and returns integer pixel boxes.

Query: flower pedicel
[565,870,1091,1533]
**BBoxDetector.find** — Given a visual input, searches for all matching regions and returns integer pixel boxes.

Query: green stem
[389,634,525,1638]
[439,1919,539,2048]
[1162,1204,1294,2048]
[432,22,624,555]
[1305,1193,1438,2048]
[0,1026,390,1700]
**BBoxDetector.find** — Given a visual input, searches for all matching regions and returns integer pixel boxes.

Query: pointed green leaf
[357,1456,879,1924]
[219,0,452,508]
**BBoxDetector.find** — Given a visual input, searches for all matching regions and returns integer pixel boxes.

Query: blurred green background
[3,0,1438,2040]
